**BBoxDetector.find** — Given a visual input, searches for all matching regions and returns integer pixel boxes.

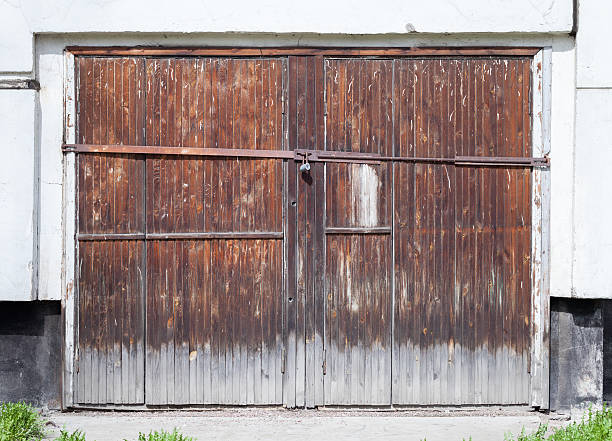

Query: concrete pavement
[45,409,564,441]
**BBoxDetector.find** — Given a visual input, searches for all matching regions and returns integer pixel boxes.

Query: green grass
[0,402,46,441]
[55,430,86,441]
[134,429,193,441]
[0,402,196,441]
[505,406,612,441]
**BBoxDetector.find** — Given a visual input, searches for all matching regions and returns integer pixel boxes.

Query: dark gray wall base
[550,298,607,412]
[604,301,612,404]
[0,301,61,409]
[1,297,611,411]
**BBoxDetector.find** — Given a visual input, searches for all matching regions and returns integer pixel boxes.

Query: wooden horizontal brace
[67,46,541,57]
[77,232,284,241]
[64,144,549,167]
[325,227,392,235]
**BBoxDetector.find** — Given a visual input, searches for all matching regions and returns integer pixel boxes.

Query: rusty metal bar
[78,233,146,241]
[455,155,550,167]
[63,144,549,167]
[325,227,392,235]
[77,232,284,241]
[146,232,284,240]
[63,144,295,159]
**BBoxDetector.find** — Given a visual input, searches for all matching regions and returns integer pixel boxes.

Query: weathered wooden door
[73,49,538,408]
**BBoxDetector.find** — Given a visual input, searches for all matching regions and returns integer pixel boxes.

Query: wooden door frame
[61,46,550,409]
[530,48,552,409]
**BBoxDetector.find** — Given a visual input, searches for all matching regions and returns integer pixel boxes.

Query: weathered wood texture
[142,58,286,405]
[75,56,286,405]
[146,239,283,404]
[287,56,326,407]
[75,53,533,408]
[76,57,146,405]
[322,59,393,405]
[392,59,532,405]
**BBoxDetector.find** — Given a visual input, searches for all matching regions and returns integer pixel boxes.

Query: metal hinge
[281,348,286,374]
[322,350,327,375]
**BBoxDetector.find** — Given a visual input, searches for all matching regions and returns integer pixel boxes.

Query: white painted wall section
[0,0,574,74]
[571,0,612,299]
[549,36,576,298]
[572,91,612,299]
[0,1,33,73]
[576,0,612,88]
[0,90,36,301]
[36,41,65,301]
[23,0,574,34]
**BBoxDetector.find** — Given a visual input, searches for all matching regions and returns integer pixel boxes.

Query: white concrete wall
[572,0,612,299]
[0,90,36,301]
[1,0,574,74]
[2,0,604,301]
[549,36,576,298]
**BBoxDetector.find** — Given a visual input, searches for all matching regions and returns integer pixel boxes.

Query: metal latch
[322,350,327,375]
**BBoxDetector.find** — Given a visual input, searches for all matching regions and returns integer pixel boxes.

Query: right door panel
[392,58,532,405]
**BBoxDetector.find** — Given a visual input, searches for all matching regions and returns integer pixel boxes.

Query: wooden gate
[70,48,542,407]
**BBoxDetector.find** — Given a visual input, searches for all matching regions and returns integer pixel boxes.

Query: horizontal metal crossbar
[325,227,392,235]
[63,143,295,159]
[63,144,550,167]
[77,232,284,241]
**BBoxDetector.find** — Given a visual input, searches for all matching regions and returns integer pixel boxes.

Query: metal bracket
[322,350,327,375]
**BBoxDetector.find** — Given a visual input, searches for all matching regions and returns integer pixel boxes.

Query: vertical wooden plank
[450,59,462,405]
[118,58,130,405]
[214,239,226,403]
[284,56,298,408]
[73,56,86,406]
[494,60,508,404]
[295,57,307,408]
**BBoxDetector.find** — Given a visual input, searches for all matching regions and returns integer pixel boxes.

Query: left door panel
[75,56,287,406]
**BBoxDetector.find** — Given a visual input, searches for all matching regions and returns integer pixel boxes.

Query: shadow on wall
[0,301,61,409]
[605,301,612,404]
[550,298,612,412]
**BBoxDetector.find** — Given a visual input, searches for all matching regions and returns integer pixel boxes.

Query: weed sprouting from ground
[135,429,194,441]
[506,424,549,441]
[55,429,87,441]
[0,402,46,441]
